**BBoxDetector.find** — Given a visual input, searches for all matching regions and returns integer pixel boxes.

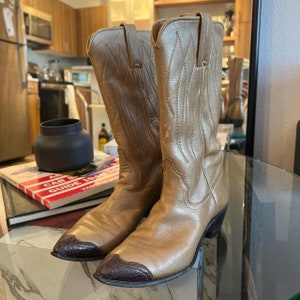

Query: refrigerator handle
[16,0,28,88]
[17,45,27,88]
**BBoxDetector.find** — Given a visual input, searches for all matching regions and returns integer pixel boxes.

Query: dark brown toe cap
[94,254,154,283]
[52,233,104,261]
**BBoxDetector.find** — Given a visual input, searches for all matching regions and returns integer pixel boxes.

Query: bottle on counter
[98,123,109,151]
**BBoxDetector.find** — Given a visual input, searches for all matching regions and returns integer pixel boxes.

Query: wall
[27,48,88,71]
[253,0,300,172]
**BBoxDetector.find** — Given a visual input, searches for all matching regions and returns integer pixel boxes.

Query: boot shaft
[87,25,160,157]
[152,14,224,168]
[226,56,245,126]
[87,25,161,173]
[151,14,226,205]
[228,56,244,102]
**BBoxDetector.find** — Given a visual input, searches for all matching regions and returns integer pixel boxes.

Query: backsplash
[27,48,89,72]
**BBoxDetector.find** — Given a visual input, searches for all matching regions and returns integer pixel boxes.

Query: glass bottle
[98,123,109,151]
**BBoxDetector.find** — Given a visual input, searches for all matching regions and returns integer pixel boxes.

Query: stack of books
[0,151,119,226]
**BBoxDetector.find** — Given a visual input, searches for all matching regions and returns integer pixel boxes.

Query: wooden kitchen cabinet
[49,1,77,56]
[61,2,77,56]
[21,0,78,57]
[49,0,63,53]
[76,6,108,57]
[153,0,252,59]
[27,80,40,145]
[20,0,53,14]
[108,0,153,30]
[234,0,252,58]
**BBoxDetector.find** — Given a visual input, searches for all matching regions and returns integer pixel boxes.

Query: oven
[39,82,75,122]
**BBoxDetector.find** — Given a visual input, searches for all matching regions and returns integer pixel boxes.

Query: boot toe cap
[52,233,104,261]
[94,254,154,285]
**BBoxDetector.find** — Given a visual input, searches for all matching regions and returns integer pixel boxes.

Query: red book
[0,151,119,209]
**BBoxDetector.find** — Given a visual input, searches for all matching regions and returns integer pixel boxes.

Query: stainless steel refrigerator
[0,0,31,162]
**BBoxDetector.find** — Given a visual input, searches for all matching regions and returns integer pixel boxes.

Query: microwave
[64,67,94,87]
[22,5,52,46]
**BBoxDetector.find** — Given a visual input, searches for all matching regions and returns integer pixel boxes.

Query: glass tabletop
[1,152,300,299]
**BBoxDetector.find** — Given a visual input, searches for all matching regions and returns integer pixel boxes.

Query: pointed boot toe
[51,233,104,261]
[94,254,154,286]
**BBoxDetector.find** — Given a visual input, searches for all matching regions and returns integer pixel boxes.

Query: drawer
[27,81,39,94]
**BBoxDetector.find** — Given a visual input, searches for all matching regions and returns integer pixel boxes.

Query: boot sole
[51,251,105,262]
[96,206,228,287]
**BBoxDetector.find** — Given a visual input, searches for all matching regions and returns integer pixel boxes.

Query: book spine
[0,154,119,210]
[43,171,118,209]
[18,174,69,195]
[19,163,119,209]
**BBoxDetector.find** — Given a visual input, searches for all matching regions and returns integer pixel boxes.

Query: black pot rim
[40,118,82,136]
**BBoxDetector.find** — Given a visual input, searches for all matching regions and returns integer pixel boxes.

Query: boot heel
[204,208,227,239]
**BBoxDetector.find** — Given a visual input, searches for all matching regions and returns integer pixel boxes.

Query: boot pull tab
[195,13,213,68]
[121,23,142,69]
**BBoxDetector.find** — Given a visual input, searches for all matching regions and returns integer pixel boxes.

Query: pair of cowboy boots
[52,13,228,287]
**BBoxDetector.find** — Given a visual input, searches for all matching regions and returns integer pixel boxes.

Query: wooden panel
[27,81,40,145]
[234,0,252,58]
[76,6,108,57]
[154,0,234,7]
[49,0,63,53]
[234,21,251,58]
[20,0,29,5]
[21,0,53,14]
[61,2,78,56]
[27,81,39,94]
[235,0,252,23]
[69,6,78,56]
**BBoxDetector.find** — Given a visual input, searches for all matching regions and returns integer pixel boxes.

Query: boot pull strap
[121,23,142,69]
[195,13,213,68]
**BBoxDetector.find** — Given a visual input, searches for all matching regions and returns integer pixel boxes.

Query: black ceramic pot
[33,118,94,172]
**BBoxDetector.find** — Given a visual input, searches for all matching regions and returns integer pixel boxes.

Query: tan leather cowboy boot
[94,13,228,286]
[225,56,245,127]
[52,24,162,261]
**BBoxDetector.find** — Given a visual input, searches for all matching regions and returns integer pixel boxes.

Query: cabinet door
[49,0,63,53]
[76,6,108,57]
[131,0,153,30]
[46,1,77,56]
[62,3,77,56]
[234,0,252,58]
[108,0,153,30]
[108,0,129,27]
[20,0,52,14]
[27,81,40,145]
